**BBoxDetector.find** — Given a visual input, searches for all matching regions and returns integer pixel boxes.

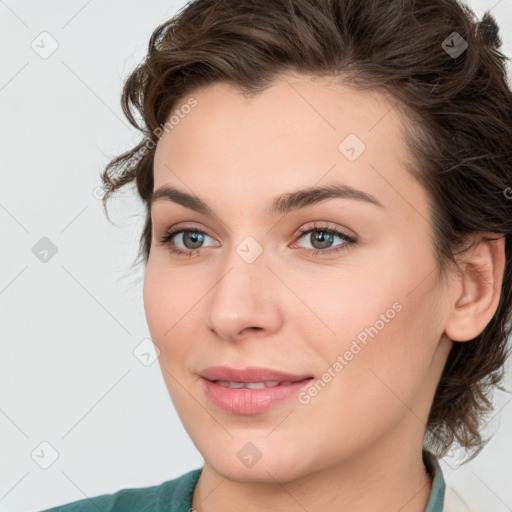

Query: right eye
[159,226,219,257]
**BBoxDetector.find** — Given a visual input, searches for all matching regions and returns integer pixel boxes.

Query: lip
[199,365,314,415]
[199,365,313,383]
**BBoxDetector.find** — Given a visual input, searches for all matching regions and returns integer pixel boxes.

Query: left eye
[293,226,356,253]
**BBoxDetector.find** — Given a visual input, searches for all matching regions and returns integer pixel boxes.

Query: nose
[204,245,284,342]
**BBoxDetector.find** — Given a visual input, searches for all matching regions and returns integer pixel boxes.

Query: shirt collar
[423,449,446,512]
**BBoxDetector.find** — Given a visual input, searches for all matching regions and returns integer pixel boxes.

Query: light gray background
[1,1,511,511]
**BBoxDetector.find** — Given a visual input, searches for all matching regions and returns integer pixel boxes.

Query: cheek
[143,259,201,355]
[143,264,200,408]
[143,264,171,340]
[293,291,440,463]
[303,243,441,411]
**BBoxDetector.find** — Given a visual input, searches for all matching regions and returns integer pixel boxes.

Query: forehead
[152,73,425,218]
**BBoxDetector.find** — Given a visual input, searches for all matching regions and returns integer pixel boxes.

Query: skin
[143,72,505,512]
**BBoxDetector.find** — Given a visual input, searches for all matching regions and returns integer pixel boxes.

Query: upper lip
[199,365,313,383]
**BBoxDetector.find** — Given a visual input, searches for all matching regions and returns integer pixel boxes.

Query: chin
[203,443,313,484]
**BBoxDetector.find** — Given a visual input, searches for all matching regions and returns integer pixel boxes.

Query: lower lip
[201,377,313,415]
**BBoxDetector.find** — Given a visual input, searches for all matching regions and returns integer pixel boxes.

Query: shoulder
[37,468,202,512]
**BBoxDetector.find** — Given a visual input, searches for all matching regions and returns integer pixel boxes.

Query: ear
[444,233,506,342]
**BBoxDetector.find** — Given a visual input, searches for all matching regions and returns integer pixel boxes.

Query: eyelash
[158,223,357,258]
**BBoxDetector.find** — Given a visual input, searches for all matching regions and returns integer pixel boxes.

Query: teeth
[245,382,266,389]
[216,380,245,389]
[215,380,282,389]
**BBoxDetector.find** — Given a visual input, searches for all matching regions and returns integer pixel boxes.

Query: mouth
[198,365,314,415]
[212,379,302,389]
[199,364,313,383]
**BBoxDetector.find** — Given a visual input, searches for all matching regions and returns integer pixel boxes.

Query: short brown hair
[100,0,512,462]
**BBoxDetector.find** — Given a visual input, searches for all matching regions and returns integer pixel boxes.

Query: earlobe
[444,234,506,343]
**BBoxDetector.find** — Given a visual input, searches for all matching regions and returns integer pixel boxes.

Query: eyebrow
[149,183,384,216]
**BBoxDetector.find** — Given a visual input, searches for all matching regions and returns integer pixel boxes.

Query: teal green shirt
[39,450,445,511]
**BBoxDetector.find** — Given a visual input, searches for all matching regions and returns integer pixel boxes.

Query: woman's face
[144,73,454,481]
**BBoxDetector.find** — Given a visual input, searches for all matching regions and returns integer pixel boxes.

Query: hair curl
[100,0,512,462]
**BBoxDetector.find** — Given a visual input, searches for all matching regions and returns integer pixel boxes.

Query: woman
[40,0,512,511]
